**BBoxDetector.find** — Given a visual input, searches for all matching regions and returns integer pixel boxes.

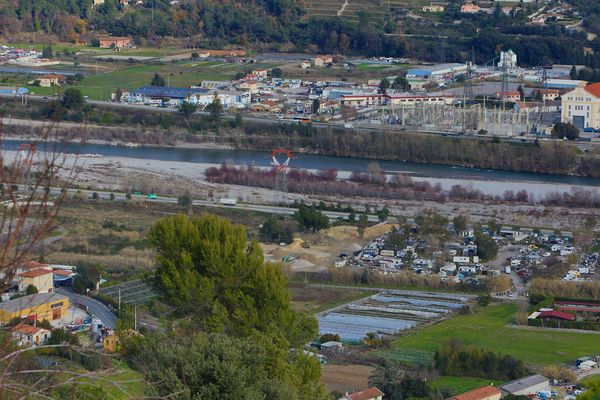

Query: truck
[219,197,237,206]
[504,266,511,274]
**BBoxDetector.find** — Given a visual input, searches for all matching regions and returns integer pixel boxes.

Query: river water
[4,139,600,197]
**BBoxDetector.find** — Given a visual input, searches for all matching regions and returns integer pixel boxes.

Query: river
[4,139,600,197]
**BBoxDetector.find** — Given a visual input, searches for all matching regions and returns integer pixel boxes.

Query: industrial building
[0,293,69,325]
[125,86,250,109]
[561,82,600,130]
[406,63,468,80]
[500,374,550,396]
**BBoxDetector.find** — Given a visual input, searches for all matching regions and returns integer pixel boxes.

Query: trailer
[219,198,237,206]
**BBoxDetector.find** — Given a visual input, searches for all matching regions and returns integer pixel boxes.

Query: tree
[357,214,369,238]
[42,45,53,59]
[477,293,491,306]
[392,76,409,91]
[260,216,293,244]
[551,122,579,140]
[191,52,199,59]
[205,93,223,122]
[348,211,356,223]
[517,84,524,101]
[293,205,329,232]
[474,232,498,262]
[177,191,192,207]
[377,207,390,222]
[569,65,577,80]
[125,332,328,400]
[452,214,469,234]
[179,101,198,119]
[312,98,320,114]
[151,73,166,87]
[271,67,283,78]
[61,88,84,109]
[378,78,390,94]
[25,284,38,295]
[148,213,316,345]
[114,88,123,102]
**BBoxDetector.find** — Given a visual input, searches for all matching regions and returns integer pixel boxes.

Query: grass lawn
[429,376,504,394]
[393,303,600,366]
[73,359,144,399]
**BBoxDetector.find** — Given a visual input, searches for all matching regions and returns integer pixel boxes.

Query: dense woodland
[2,0,600,67]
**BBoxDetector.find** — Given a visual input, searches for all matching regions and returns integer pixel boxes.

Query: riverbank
[5,148,597,230]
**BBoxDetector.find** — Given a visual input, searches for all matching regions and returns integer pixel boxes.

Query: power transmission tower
[271,149,292,206]
[463,61,474,102]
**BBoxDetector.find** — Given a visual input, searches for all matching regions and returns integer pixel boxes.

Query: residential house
[448,386,502,400]
[11,323,50,346]
[103,331,121,352]
[252,69,269,78]
[92,0,105,5]
[461,3,480,13]
[98,36,132,49]
[422,4,444,12]
[313,55,333,67]
[0,293,69,325]
[339,387,385,400]
[496,91,520,101]
[539,89,560,101]
[38,74,66,87]
[561,82,600,130]
[301,62,311,69]
[18,268,54,293]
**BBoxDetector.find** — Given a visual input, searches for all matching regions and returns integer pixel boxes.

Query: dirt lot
[321,364,375,393]
[289,283,375,313]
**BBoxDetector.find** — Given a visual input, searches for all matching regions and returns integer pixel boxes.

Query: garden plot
[317,290,474,342]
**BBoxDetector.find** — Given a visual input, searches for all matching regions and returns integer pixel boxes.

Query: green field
[581,375,600,386]
[393,303,600,366]
[429,376,504,394]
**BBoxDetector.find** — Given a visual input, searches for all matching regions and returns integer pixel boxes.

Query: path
[337,0,349,16]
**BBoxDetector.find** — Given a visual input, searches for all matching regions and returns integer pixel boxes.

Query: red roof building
[19,268,53,279]
[539,310,575,321]
[584,82,600,98]
[448,386,502,400]
[341,387,385,400]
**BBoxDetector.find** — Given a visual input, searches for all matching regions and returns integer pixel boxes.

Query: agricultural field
[321,364,375,393]
[290,282,375,313]
[393,303,600,366]
[318,290,474,342]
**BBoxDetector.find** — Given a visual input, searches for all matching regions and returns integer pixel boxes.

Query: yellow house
[103,332,121,353]
[38,74,66,88]
[19,268,54,293]
[0,293,69,325]
[561,82,600,130]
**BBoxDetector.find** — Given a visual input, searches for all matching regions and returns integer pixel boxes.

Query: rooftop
[584,82,600,98]
[130,85,208,99]
[346,387,385,400]
[449,386,502,400]
[11,323,50,335]
[500,375,549,394]
[20,268,53,278]
[0,293,68,313]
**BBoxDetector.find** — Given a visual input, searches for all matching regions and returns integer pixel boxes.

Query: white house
[11,323,50,346]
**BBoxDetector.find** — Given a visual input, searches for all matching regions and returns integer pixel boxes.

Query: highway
[55,288,116,329]
[48,186,383,223]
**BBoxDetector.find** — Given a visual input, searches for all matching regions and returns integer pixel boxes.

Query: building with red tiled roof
[11,323,51,346]
[340,387,385,400]
[561,81,600,130]
[448,386,502,400]
[18,268,54,293]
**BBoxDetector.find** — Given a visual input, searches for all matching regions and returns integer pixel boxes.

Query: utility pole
[134,304,137,331]
[118,288,121,311]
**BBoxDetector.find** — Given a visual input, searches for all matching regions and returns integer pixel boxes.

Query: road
[55,288,116,329]
[43,186,383,223]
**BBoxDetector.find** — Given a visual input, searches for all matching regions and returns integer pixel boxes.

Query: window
[51,302,64,308]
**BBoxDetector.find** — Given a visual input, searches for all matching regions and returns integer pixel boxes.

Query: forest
[2,0,600,68]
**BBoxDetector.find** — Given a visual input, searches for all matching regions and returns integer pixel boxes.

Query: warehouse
[0,293,69,325]
[406,63,468,80]
[500,374,549,396]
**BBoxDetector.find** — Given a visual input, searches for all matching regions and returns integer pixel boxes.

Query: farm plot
[99,279,157,305]
[317,290,474,342]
